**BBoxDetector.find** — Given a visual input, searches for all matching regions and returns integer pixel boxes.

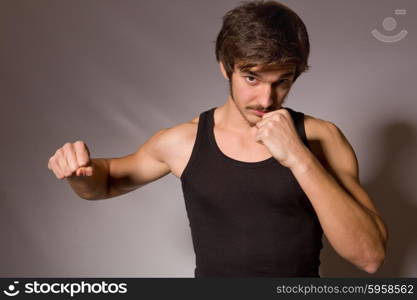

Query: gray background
[1,0,416,277]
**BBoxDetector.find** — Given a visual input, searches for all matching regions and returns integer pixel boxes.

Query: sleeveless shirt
[180,107,323,277]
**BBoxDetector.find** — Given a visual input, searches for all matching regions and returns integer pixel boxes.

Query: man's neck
[215,98,258,138]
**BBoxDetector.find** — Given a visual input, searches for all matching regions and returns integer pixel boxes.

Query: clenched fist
[48,141,93,179]
[255,109,310,170]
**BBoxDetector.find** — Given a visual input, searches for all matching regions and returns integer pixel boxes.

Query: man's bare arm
[48,129,171,200]
[291,118,387,273]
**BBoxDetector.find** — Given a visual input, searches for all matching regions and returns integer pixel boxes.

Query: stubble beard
[229,81,257,128]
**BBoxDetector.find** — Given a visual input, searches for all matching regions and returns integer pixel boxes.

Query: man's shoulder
[160,115,200,143]
[148,115,200,159]
[303,113,341,141]
[303,113,353,168]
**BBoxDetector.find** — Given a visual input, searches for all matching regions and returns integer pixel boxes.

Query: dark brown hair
[215,0,310,81]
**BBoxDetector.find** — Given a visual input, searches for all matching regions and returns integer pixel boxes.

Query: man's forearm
[290,151,386,273]
[67,158,110,200]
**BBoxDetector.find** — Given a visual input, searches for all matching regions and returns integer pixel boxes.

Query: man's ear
[219,61,229,80]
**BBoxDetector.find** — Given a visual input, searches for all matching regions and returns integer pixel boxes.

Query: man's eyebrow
[240,70,261,78]
[278,72,296,78]
[240,70,295,79]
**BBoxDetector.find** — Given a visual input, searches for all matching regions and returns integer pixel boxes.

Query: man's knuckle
[56,148,64,156]
[75,140,85,147]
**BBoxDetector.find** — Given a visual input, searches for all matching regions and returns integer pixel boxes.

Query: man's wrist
[289,147,317,175]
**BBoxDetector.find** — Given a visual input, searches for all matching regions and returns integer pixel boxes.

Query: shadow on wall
[319,121,417,277]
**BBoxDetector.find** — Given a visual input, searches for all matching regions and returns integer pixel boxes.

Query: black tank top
[180,107,323,277]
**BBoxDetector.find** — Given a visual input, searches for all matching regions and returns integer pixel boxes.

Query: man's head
[215,0,310,125]
[215,0,310,82]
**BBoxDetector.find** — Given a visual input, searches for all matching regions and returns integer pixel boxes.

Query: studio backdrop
[0,0,416,277]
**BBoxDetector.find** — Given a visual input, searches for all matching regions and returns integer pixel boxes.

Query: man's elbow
[363,262,381,274]
[77,191,108,201]
[362,250,386,274]
[81,194,104,201]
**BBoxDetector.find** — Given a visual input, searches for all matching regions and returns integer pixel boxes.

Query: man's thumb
[75,166,93,177]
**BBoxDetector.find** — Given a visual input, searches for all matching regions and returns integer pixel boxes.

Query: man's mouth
[251,109,268,116]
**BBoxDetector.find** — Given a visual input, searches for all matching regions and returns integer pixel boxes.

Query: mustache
[248,107,276,112]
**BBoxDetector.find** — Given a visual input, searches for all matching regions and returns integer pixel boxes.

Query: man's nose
[257,84,275,109]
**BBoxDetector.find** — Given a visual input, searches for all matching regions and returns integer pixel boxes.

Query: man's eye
[245,76,258,84]
[277,79,291,86]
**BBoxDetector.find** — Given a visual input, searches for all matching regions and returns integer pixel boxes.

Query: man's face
[224,63,297,127]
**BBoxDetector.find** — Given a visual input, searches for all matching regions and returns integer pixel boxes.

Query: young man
[48,1,387,277]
